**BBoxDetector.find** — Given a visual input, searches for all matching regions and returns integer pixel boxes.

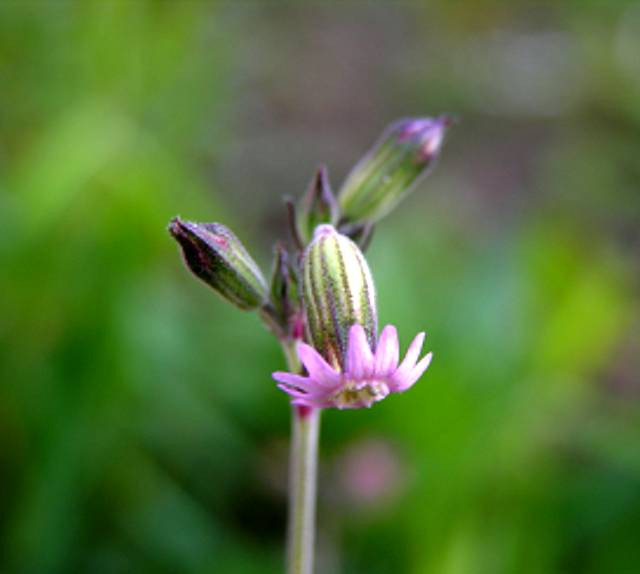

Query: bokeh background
[1,2,639,573]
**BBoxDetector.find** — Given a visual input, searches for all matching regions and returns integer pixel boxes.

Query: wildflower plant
[169,116,449,574]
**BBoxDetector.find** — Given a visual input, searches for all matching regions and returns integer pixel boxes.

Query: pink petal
[277,383,329,400]
[393,351,432,391]
[395,332,425,374]
[346,324,375,379]
[374,325,399,376]
[297,342,342,387]
[272,372,326,393]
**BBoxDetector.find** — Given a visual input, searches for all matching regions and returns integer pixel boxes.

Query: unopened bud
[297,166,339,244]
[338,116,450,224]
[169,217,267,310]
[269,242,298,327]
[301,224,377,368]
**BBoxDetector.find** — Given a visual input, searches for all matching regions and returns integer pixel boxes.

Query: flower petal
[346,324,375,379]
[277,384,309,398]
[297,342,342,387]
[396,332,425,372]
[272,372,326,393]
[393,351,432,391]
[277,383,329,400]
[374,325,399,376]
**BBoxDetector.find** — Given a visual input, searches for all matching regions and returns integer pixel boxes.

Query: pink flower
[273,324,432,409]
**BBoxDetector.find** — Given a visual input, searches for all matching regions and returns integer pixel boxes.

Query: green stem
[282,340,321,574]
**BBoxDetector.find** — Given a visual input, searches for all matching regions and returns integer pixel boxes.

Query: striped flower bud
[169,217,267,310]
[301,224,377,369]
[338,116,450,224]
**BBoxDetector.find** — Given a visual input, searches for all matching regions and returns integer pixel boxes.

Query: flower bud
[301,224,377,369]
[296,166,339,244]
[338,116,450,224]
[267,241,299,329]
[168,217,267,310]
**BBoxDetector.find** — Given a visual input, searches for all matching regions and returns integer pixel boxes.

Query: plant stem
[282,340,321,574]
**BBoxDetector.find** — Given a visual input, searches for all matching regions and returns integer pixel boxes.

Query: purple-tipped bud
[169,217,267,310]
[301,224,377,369]
[338,116,450,224]
[297,166,339,244]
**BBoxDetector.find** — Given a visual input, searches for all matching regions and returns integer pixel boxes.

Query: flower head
[274,223,432,410]
[273,324,432,409]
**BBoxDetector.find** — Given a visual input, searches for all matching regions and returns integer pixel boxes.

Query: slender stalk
[282,340,321,574]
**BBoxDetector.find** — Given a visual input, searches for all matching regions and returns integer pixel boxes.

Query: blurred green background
[1,2,639,573]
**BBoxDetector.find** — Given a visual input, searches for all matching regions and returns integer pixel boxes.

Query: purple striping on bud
[169,217,267,310]
[338,116,450,224]
[301,224,377,369]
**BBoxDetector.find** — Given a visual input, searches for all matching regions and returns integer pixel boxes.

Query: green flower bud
[338,116,450,224]
[169,217,267,310]
[296,166,339,244]
[267,241,300,329]
[301,224,377,369]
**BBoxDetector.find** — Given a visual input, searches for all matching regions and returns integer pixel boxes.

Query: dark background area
[1,2,639,573]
